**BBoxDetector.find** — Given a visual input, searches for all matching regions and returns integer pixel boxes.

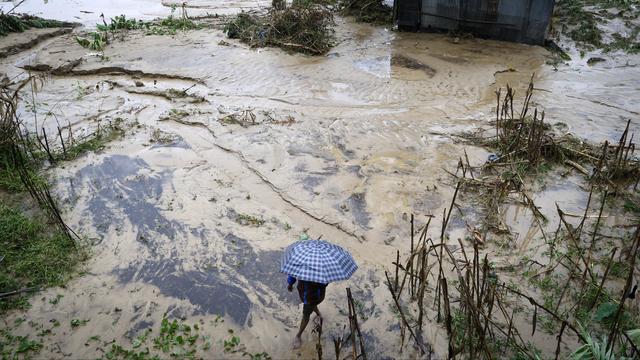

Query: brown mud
[0,1,638,358]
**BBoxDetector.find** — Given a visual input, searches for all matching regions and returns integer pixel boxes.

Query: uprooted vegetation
[76,6,201,51]
[453,79,638,239]
[224,3,335,55]
[385,81,639,358]
[0,13,75,37]
[339,0,392,24]
[555,0,640,54]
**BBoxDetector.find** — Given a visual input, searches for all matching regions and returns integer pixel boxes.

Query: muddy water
[0,1,639,358]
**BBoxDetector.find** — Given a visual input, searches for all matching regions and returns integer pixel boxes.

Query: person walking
[280,239,357,349]
[287,275,326,348]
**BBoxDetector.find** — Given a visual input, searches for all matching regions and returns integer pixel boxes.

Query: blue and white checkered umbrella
[280,240,357,284]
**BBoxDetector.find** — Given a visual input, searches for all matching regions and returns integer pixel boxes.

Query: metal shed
[393,0,555,45]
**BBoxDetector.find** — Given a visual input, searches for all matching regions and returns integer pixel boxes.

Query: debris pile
[340,0,392,24]
[224,4,335,55]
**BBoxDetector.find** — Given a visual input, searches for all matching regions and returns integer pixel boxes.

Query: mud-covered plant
[75,31,108,51]
[0,13,71,37]
[76,9,200,51]
[96,14,144,31]
[339,0,392,24]
[224,4,335,55]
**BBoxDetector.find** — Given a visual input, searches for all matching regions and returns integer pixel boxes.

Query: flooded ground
[0,0,638,358]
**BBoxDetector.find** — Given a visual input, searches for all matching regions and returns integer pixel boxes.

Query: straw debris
[224,4,335,55]
[339,0,392,24]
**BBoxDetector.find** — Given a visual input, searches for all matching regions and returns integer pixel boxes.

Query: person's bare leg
[313,306,322,324]
[293,313,310,349]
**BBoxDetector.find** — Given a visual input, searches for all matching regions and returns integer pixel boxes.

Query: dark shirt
[287,276,327,306]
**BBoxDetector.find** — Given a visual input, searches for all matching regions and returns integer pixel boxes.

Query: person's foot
[293,336,302,349]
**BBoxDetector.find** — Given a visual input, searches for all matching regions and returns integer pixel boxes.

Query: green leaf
[628,329,640,347]
[595,302,618,322]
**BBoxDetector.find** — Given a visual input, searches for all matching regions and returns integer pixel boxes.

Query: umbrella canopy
[280,240,357,284]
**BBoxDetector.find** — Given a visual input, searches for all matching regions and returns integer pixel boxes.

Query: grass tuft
[0,204,85,312]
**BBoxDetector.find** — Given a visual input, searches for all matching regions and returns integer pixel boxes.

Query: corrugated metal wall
[395,0,555,45]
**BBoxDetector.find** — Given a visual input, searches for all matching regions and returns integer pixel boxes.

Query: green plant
[0,13,70,36]
[0,204,84,312]
[223,334,240,353]
[97,15,144,31]
[63,121,124,160]
[235,213,265,226]
[75,31,108,51]
[623,199,640,213]
[570,324,615,360]
[0,329,43,358]
[71,319,89,328]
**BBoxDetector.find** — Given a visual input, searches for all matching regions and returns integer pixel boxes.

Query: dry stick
[346,288,358,360]
[506,308,515,347]
[41,127,56,164]
[492,289,529,348]
[333,335,343,360]
[579,189,609,296]
[440,277,452,354]
[480,295,534,360]
[395,250,400,292]
[410,214,415,297]
[57,126,66,158]
[315,316,323,360]
[435,182,461,317]
[496,89,501,141]
[587,247,617,312]
[556,205,596,282]
[615,120,630,169]
[474,241,480,311]
[577,182,595,238]
[532,305,538,336]
[501,285,586,343]
[417,247,427,332]
[607,226,640,351]
[347,288,367,360]
[554,321,567,360]
[384,271,427,355]
[623,132,634,167]
[464,149,475,180]
[586,190,608,266]
[435,208,446,321]
[622,330,640,358]
[441,245,493,359]
[0,286,39,299]
[592,141,609,181]
[554,274,572,313]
